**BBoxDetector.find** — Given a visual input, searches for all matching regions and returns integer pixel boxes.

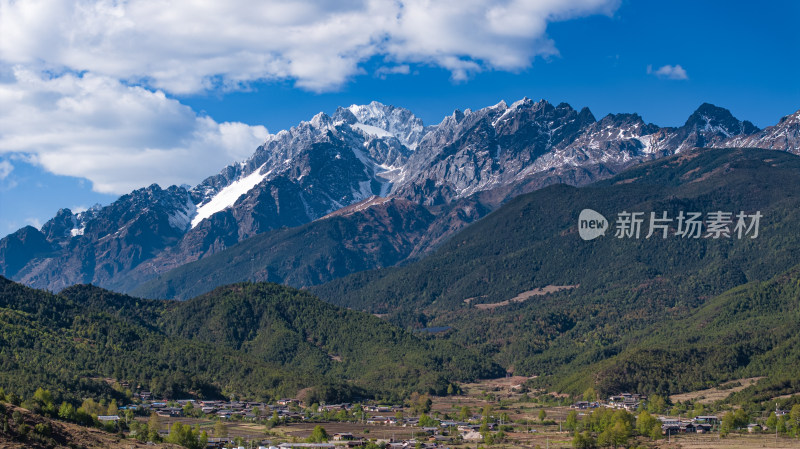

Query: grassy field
[669,433,800,448]
[145,416,419,442]
[670,377,763,405]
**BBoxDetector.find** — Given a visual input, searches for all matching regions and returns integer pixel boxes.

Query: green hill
[0,277,501,404]
[309,148,800,396]
[580,262,800,400]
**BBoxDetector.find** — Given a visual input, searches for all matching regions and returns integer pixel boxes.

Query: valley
[6,375,800,449]
[6,147,800,448]
[2,2,798,448]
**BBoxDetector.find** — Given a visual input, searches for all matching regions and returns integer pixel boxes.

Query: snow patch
[169,197,196,231]
[349,103,385,122]
[169,211,191,231]
[351,146,371,168]
[492,108,515,127]
[355,180,373,201]
[191,165,270,228]
[491,100,508,110]
[352,123,393,138]
[379,181,392,196]
[637,135,656,154]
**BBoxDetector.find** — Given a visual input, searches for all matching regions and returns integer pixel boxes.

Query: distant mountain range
[2,99,799,295]
[6,147,800,405]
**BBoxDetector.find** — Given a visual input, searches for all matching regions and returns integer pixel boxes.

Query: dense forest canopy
[0,277,501,405]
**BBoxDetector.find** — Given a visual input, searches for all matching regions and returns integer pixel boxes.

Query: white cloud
[0,0,620,93]
[0,0,619,196]
[647,64,688,80]
[375,65,411,78]
[24,217,43,229]
[0,160,11,179]
[0,67,268,194]
[0,159,15,191]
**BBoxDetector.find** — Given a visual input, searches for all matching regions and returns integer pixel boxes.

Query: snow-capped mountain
[667,102,760,153]
[185,103,420,243]
[342,101,428,149]
[717,109,800,152]
[2,99,798,293]
[388,100,765,206]
[393,99,598,204]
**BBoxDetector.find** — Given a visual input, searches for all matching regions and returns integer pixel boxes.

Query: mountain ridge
[2,99,799,294]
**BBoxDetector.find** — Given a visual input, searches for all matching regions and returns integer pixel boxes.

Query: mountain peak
[490,100,508,110]
[346,101,407,123]
[779,109,800,125]
[684,103,759,138]
[719,108,800,153]
[345,101,425,148]
[332,106,358,125]
[509,97,533,109]
[40,208,78,243]
[310,111,333,129]
[599,112,644,127]
[556,101,575,110]
[685,102,733,124]
[451,109,466,123]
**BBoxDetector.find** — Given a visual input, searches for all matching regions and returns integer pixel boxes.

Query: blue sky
[1,0,799,235]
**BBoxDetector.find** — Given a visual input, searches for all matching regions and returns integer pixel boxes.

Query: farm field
[133,376,800,449]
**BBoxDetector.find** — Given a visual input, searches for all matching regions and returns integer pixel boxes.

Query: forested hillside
[311,148,800,397]
[0,278,501,405]
[130,199,440,299]
[582,263,800,398]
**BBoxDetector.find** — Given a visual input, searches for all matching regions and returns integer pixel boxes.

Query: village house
[97,415,120,422]
[607,393,646,410]
[571,401,600,409]
[321,403,351,412]
[428,435,449,443]
[332,433,355,441]
[694,415,719,425]
[156,407,183,418]
[278,443,335,449]
[365,416,385,425]
[438,420,459,428]
[658,416,717,434]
